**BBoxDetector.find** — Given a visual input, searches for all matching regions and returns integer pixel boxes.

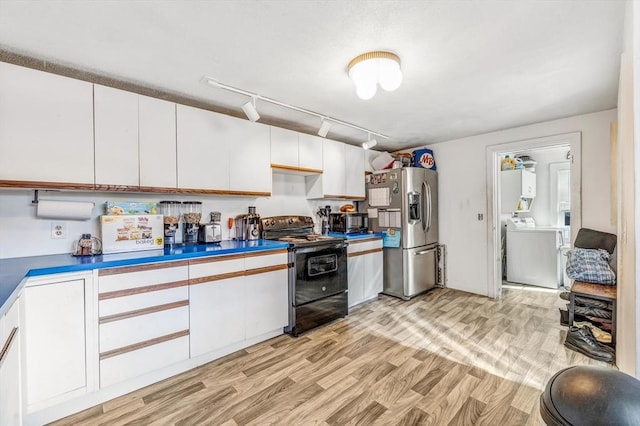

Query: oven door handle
[293,243,346,254]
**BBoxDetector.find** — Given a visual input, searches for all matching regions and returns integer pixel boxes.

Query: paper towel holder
[31,190,60,205]
[32,190,95,221]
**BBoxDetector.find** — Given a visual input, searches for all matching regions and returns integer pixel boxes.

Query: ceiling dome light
[348,51,402,100]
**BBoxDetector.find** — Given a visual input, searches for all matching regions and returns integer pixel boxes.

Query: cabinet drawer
[99,262,188,293]
[100,334,189,389]
[348,238,382,255]
[99,286,188,316]
[189,255,245,280]
[100,305,189,353]
[245,250,288,270]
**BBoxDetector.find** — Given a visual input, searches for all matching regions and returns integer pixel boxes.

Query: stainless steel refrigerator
[360,167,440,299]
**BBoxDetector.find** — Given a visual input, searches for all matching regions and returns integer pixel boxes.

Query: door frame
[485,132,582,298]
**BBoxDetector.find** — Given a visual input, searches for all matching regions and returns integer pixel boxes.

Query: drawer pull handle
[0,327,18,364]
[100,329,189,360]
[99,300,189,324]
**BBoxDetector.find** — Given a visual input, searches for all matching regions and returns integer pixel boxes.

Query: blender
[182,201,202,244]
[159,201,181,246]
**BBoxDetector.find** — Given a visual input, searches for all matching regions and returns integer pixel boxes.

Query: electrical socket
[51,223,66,239]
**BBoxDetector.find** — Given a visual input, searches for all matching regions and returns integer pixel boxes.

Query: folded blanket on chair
[566,248,616,285]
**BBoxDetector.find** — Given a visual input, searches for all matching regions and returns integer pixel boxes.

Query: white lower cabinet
[347,255,365,307]
[347,238,384,307]
[189,276,246,357]
[24,276,89,410]
[189,250,288,357]
[364,247,384,300]
[100,335,190,389]
[97,261,190,388]
[0,297,22,426]
[13,249,289,425]
[245,255,289,339]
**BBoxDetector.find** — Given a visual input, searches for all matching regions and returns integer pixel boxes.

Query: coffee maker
[235,206,261,241]
[199,211,222,243]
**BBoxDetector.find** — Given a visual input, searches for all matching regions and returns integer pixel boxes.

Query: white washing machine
[506,218,564,288]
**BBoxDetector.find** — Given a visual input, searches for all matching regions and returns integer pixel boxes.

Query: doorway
[485,132,582,298]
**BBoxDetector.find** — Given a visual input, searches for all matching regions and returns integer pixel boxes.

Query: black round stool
[540,365,640,425]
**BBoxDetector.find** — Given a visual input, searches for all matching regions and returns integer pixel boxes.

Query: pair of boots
[565,325,615,363]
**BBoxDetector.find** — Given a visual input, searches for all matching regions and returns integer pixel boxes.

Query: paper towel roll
[36,200,95,220]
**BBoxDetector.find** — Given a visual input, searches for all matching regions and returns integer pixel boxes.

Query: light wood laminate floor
[53,287,612,426]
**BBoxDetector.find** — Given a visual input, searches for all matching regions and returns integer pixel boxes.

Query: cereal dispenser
[159,201,181,246]
[182,201,202,244]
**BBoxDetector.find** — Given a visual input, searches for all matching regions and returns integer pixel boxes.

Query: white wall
[615,0,638,377]
[412,109,616,296]
[0,173,336,259]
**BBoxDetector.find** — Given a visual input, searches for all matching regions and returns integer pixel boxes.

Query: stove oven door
[294,244,347,305]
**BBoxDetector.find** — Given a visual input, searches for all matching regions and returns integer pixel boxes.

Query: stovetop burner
[262,215,345,248]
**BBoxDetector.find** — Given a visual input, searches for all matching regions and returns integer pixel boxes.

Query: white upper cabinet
[320,138,346,198]
[0,62,94,186]
[270,127,299,169]
[270,128,323,174]
[95,88,178,191]
[344,144,365,199]
[501,169,537,213]
[176,105,231,192]
[306,139,365,200]
[139,96,177,190]
[177,104,271,195]
[229,121,271,194]
[94,85,140,188]
[298,133,323,172]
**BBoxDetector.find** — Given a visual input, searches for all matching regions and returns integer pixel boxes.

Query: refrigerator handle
[415,248,435,256]
[422,182,431,233]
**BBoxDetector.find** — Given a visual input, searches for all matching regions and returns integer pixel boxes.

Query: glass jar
[182,201,202,224]
[182,201,202,244]
[158,201,182,245]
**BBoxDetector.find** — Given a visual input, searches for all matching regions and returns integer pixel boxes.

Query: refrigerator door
[404,245,438,297]
[402,167,427,248]
[424,169,439,246]
[382,244,438,299]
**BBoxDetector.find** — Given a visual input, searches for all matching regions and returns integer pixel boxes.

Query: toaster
[199,223,222,243]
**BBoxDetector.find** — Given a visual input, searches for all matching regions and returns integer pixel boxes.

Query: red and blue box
[412,148,436,170]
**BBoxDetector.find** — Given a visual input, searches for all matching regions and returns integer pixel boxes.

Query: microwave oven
[329,213,368,234]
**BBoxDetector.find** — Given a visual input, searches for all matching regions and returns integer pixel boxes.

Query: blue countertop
[0,240,289,317]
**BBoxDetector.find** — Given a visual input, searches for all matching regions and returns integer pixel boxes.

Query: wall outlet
[51,223,66,239]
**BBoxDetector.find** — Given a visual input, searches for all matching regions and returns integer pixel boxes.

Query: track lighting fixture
[203,77,388,142]
[362,134,378,150]
[241,97,260,122]
[317,118,332,137]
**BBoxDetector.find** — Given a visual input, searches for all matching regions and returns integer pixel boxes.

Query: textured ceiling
[0,0,625,151]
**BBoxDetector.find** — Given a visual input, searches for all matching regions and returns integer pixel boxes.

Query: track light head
[318,119,332,137]
[241,98,260,122]
[362,138,378,150]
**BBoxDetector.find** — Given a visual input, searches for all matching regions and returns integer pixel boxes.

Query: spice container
[159,201,181,246]
[182,201,202,244]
